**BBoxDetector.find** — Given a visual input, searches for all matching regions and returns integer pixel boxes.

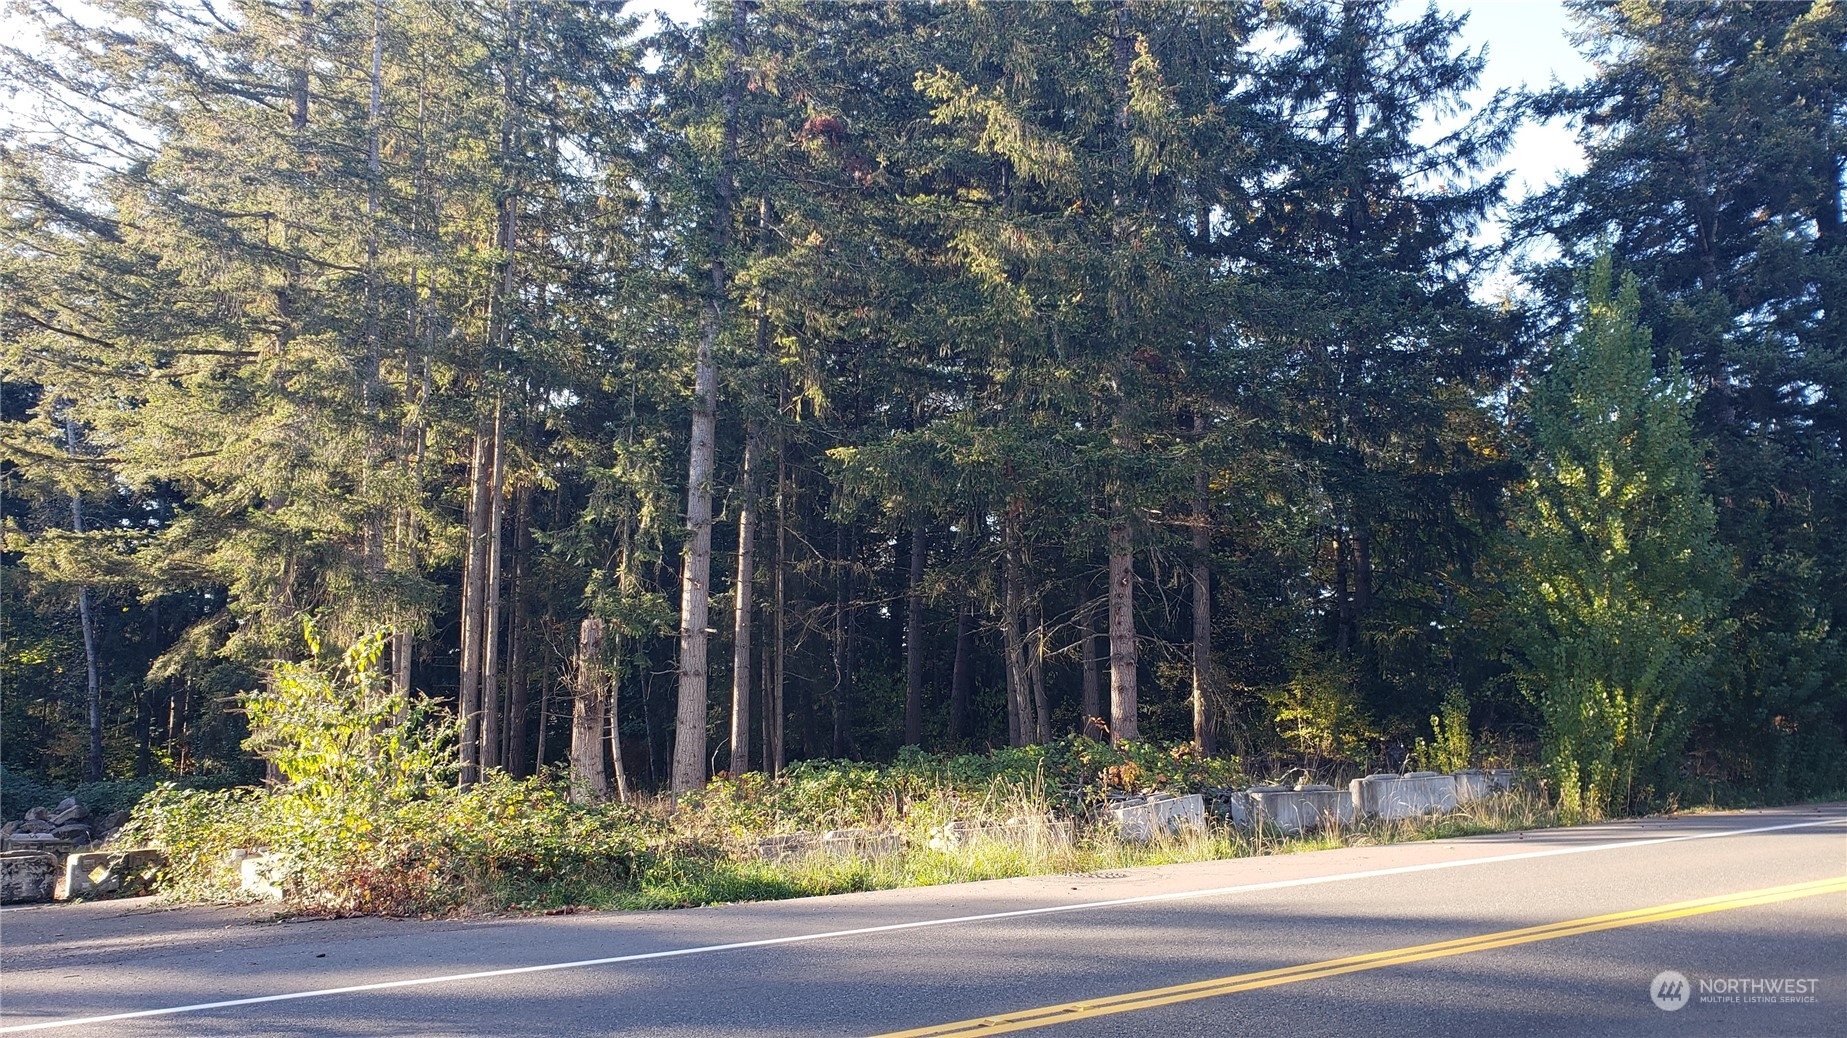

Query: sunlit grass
[489,789,1566,915]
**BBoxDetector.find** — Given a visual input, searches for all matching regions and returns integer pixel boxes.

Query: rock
[100,810,132,831]
[24,807,51,822]
[0,852,59,903]
[0,822,17,839]
[50,802,89,825]
[56,796,79,811]
[52,824,93,843]
[16,820,55,834]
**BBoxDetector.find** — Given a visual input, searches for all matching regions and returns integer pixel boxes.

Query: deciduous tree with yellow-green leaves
[1505,255,1735,820]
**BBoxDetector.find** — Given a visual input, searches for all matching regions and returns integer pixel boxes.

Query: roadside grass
[457,787,1569,917]
[115,742,1596,919]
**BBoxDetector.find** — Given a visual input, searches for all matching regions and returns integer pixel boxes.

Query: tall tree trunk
[904,517,927,746]
[358,0,386,596]
[1333,524,1353,655]
[1001,506,1033,747]
[505,488,532,776]
[832,521,855,758]
[480,409,507,772]
[65,417,103,783]
[167,680,188,773]
[1081,591,1104,740]
[1029,593,1049,745]
[767,418,788,776]
[1104,2,1139,746]
[479,415,507,770]
[569,618,609,803]
[457,427,492,787]
[949,512,977,746]
[672,0,747,795]
[1191,445,1215,755]
[1354,529,1372,616]
[606,618,632,804]
[729,421,761,773]
[1107,517,1138,743]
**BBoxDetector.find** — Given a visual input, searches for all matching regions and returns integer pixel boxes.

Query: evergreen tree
[1504,255,1733,819]
[1523,0,1847,793]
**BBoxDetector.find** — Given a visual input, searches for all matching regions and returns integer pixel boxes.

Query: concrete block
[1250,786,1353,834]
[0,851,59,903]
[1109,794,1206,841]
[755,833,816,861]
[56,848,164,900]
[2,834,76,856]
[820,829,903,858]
[238,853,285,900]
[927,818,1074,852]
[1214,785,1291,829]
[1452,768,1517,803]
[1350,772,1458,820]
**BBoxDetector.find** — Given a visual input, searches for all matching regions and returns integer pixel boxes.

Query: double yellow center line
[871,875,1847,1037]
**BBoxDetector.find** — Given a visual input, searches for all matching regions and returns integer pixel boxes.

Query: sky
[1445,1,1593,200]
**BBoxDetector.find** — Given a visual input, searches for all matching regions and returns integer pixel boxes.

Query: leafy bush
[0,763,64,820]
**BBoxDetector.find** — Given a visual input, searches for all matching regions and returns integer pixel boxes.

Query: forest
[3,0,1844,826]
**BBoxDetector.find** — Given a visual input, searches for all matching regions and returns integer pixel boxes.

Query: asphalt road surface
[2,804,1842,1037]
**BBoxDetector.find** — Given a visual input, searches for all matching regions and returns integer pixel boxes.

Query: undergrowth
[115,625,1565,917]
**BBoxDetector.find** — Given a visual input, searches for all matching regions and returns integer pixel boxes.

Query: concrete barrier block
[57,848,164,900]
[926,818,1074,853]
[820,829,903,858]
[1452,768,1517,803]
[2,834,77,856]
[1350,772,1458,820]
[239,853,285,900]
[755,833,816,861]
[0,851,59,903]
[1251,787,1353,834]
[1109,793,1206,841]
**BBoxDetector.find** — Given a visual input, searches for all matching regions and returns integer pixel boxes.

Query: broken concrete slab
[0,851,59,903]
[1,834,76,856]
[56,848,164,900]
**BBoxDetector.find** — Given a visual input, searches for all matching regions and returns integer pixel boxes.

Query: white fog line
[5,813,1843,1034]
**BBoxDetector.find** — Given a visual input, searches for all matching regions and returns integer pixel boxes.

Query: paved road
[2,804,1842,1037]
